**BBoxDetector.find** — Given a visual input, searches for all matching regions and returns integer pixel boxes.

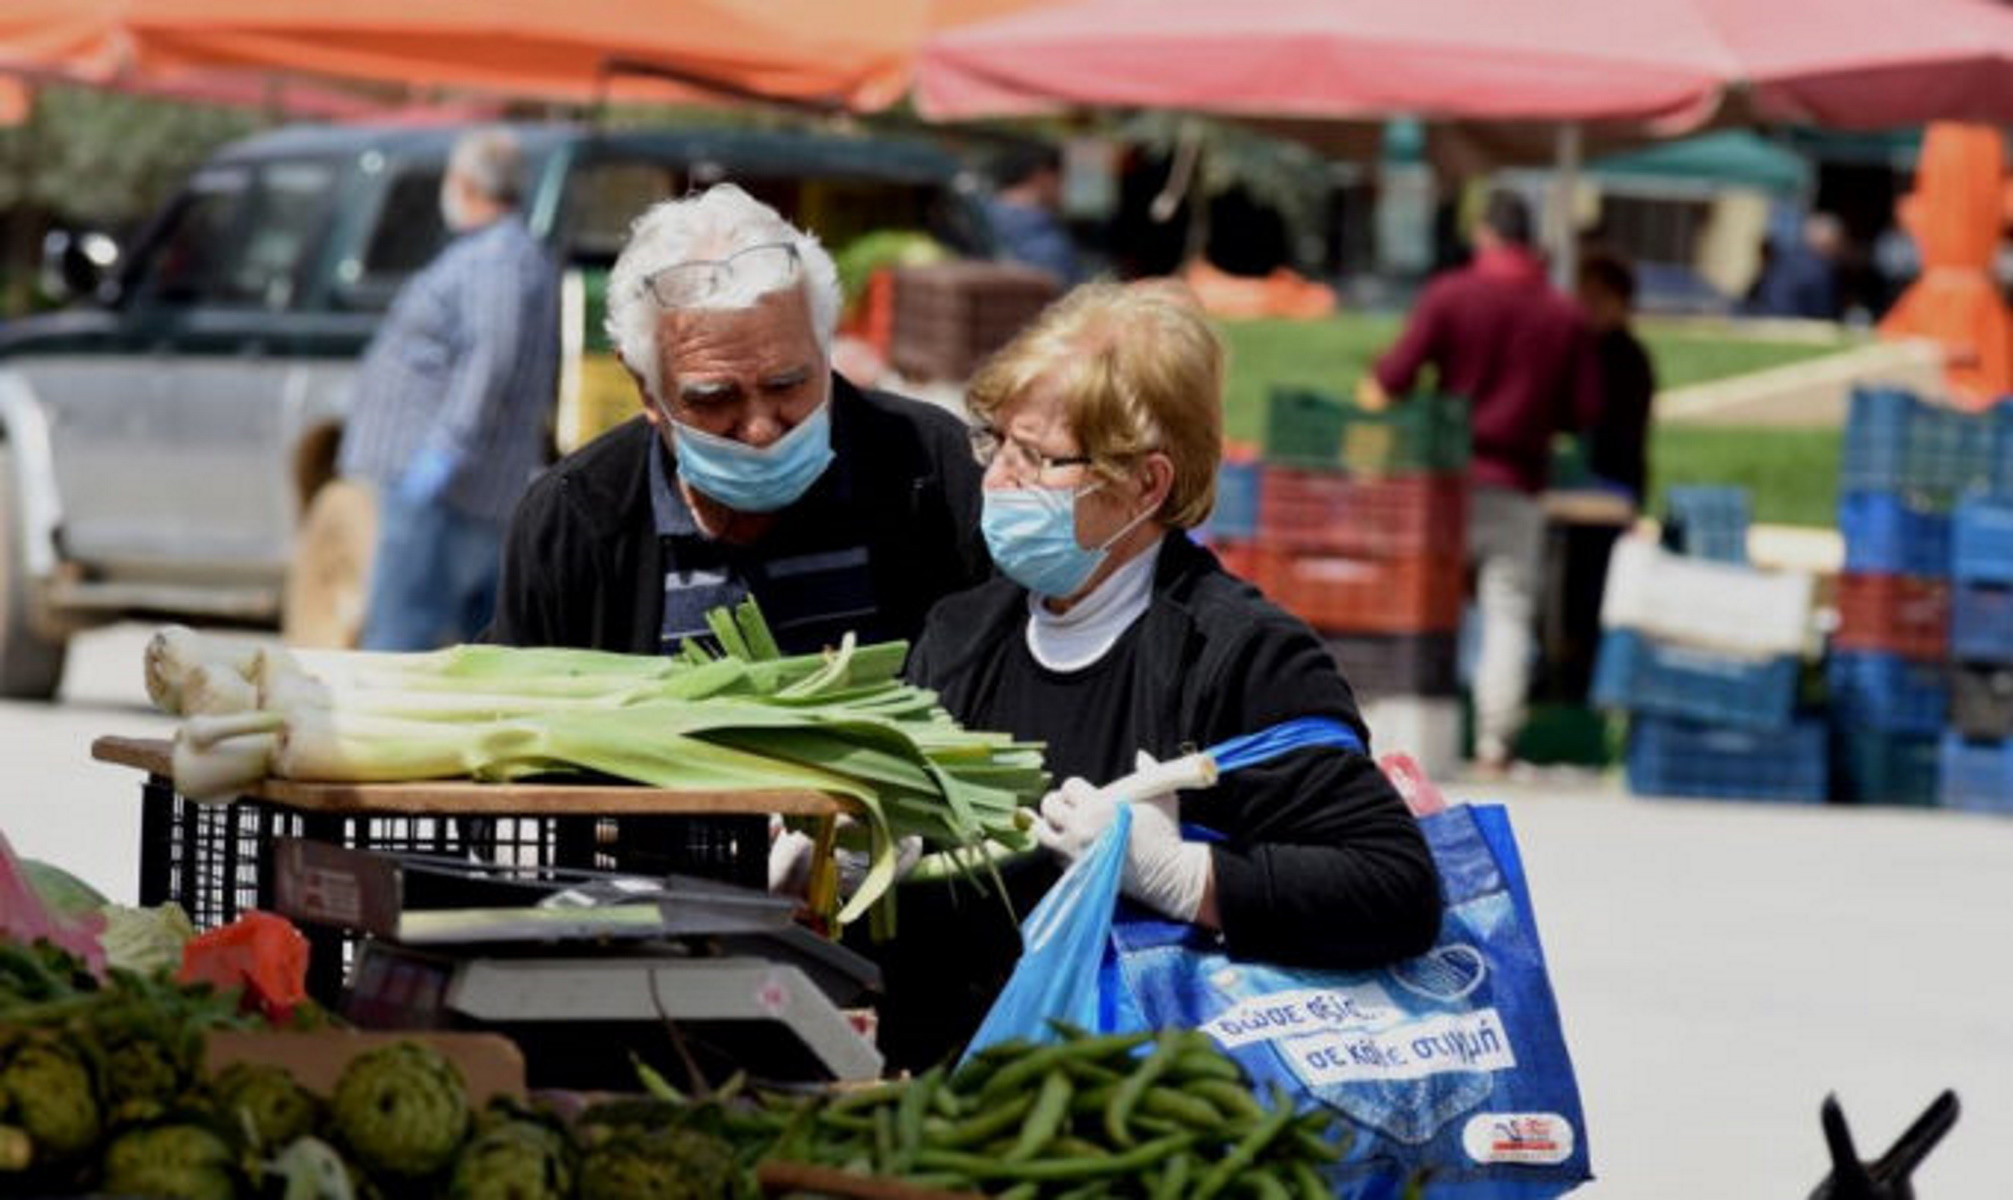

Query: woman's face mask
[982,480,1152,598]
[664,400,835,513]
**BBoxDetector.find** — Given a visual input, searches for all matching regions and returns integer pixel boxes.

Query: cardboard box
[206,1029,526,1104]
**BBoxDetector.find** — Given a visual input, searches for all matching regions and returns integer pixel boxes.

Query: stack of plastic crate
[1593,534,1820,801]
[1215,387,1471,776]
[1943,490,2013,813]
[1828,388,2000,806]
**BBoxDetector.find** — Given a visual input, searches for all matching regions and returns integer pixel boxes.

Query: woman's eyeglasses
[968,424,1093,482]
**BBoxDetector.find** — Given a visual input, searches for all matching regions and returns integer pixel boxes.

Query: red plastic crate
[1252,546,1464,634]
[1833,572,1950,662]
[1210,539,1260,582]
[1256,469,1468,559]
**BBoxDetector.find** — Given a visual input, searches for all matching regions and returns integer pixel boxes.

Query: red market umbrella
[918,0,2013,130]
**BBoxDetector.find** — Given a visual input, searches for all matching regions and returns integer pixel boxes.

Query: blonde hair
[967,281,1223,530]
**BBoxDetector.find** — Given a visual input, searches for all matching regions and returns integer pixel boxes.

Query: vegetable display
[144,602,1048,927]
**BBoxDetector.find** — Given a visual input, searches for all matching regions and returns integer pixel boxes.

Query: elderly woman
[874,281,1442,1070]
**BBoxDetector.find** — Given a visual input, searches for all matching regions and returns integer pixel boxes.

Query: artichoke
[331,1042,470,1179]
[84,994,207,1125]
[577,1127,738,1200]
[210,1061,320,1151]
[448,1118,575,1200]
[102,1122,239,1200]
[0,1033,101,1163]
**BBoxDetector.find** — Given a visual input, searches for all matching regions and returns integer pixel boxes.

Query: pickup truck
[0,120,992,698]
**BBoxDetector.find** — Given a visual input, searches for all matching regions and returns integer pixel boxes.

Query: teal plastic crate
[1263,387,1469,475]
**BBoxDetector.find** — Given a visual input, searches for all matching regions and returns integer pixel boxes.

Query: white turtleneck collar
[1024,540,1163,672]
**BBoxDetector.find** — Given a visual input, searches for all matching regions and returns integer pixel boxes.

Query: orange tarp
[1879,122,2013,407]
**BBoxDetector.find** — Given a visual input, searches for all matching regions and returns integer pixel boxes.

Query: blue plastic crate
[1995,402,2013,499]
[1591,629,1798,729]
[1938,731,2013,814]
[1831,726,1940,807]
[1626,714,1828,802]
[1825,652,1950,735]
[1206,459,1261,541]
[1838,491,1951,578]
[1951,583,2013,664]
[1841,387,1999,505]
[1952,496,2013,586]
[1663,485,1750,563]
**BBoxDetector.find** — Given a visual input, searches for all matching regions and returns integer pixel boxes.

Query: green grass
[1216,313,1851,526]
[1648,425,1840,528]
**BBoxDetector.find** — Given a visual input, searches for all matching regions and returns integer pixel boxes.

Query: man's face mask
[661,399,835,513]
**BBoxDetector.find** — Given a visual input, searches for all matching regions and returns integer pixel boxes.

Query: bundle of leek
[146,603,1045,926]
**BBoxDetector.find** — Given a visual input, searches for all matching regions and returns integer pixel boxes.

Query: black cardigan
[489,375,990,653]
[905,531,1443,970]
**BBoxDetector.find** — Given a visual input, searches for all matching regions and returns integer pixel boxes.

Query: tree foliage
[0,85,266,229]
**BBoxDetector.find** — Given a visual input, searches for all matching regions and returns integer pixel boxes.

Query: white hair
[448,127,524,206]
[605,183,843,403]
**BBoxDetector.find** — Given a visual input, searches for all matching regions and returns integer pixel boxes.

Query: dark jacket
[871,533,1443,1068]
[489,375,989,653]
[1375,245,1599,494]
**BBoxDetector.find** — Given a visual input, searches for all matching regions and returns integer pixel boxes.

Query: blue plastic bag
[962,802,1132,1056]
[970,803,1590,1199]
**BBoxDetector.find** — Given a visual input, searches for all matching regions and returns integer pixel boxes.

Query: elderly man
[489,183,990,877]
[340,127,559,650]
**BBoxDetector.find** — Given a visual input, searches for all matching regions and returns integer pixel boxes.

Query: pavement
[5,622,2011,1197]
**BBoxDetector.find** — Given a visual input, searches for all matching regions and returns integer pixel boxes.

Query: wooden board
[93,735,858,818]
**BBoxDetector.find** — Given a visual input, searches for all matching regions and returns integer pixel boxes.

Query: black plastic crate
[1952,665,2013,741]
[1830,726,1941,807]
[1322,632,1459,699]
[136,776,766,999]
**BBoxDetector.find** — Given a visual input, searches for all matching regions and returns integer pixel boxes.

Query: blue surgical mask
[666,401,835,513]
[982,482,1152,598]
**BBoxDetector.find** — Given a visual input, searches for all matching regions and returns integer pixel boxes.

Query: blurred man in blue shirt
[984,143,1083,286]
[339,127,559,650]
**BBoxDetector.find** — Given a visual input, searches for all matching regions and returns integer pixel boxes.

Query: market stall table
[92,734,861,1000]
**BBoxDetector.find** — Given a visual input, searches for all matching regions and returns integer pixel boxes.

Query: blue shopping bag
[970,802,1591,1199]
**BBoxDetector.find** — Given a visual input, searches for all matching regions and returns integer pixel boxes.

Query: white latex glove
[768,815,921,899]
[1035,751,1212,922]
[767,815,817,896]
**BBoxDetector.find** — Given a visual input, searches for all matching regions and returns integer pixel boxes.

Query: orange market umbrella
[0,0,1070,114]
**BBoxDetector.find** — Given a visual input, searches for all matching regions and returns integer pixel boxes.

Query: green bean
[1190,1079,1268,1123]
[1002,1070,1074,1163]
[1291,1124,1346,1163]
[1172,1047,1246,1083]
[1288,1159,1332,1200]
[934,1089,1037,1149]
[1138,1087,1226,1128]
[976,1040,1080,1101]
[1049,1136,1110,1159]
[994,1185,1040,1200]
[1103,1037,1182,1147]
[828,1080,905,1114]
[1191,1093,1298,1200]
[892,1066,941,1172]
[873,1105,896,1172]
[1150,1151,1193,1200]
[914,1132,1196,1182]
[1239,1169,1293,1200]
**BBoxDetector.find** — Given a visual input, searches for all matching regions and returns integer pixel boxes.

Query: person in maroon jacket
[1362,190,1599,775]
